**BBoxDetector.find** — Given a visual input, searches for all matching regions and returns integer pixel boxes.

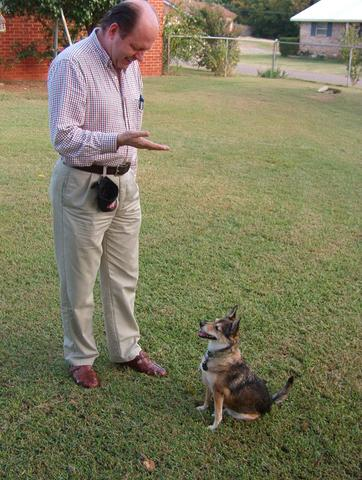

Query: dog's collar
[202,345,232,371]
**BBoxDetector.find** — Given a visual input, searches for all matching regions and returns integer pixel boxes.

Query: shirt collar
[89,28,113,69]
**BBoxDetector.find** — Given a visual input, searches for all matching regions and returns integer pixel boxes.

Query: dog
[197,305,294,431]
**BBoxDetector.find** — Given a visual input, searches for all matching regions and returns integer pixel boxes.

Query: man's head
[98,0,159,70]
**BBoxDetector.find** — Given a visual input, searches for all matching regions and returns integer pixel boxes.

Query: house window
[311,22,333,37]
[316,23,328,35]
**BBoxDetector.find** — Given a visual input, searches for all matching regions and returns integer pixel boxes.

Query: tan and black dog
[197,305,294,431]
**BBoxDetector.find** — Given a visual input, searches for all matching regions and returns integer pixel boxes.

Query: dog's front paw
[196,405,208,412]
[208,424,218,432]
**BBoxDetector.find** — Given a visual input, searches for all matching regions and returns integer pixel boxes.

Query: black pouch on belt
[92,176,119,212]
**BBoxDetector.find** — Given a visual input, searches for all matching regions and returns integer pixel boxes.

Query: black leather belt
[72,162,131,176]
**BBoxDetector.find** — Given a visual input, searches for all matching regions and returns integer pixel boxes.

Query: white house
[291,0,362,57]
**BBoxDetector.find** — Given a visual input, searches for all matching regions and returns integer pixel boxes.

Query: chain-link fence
[166,35,362,88]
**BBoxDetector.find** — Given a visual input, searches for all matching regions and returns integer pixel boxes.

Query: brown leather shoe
[123,351,167,377]
[69,365,101,388]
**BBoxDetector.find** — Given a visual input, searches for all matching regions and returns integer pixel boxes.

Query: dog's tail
[272,376,294,405]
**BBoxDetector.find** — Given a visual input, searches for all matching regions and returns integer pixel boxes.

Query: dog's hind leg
[197,387,212,412]
[224,408,260,421]
[208,390,224,431]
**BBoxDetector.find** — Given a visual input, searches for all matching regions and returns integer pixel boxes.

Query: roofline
[291,18,362,22]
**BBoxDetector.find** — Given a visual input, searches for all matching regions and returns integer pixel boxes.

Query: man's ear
[227,305,238,320]
[108,22,121,38]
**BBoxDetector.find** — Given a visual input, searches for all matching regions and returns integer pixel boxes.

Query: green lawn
[0,74,361,479]
[236,37,346,75]
[239,53,347,75]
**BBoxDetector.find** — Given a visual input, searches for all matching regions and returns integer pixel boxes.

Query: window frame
[315,22,328,36]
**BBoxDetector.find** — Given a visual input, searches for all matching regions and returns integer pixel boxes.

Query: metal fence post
[272,39,278,74]
[347,46,354,87]
[167,35,171,74]
[225,38,229,77]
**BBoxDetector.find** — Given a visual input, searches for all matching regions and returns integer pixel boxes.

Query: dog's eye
[215,325,220,331]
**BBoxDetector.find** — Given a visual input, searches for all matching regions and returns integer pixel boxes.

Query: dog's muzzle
[198,330,217,340]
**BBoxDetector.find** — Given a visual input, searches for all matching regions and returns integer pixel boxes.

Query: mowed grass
[239,53,347,75]
[0,73,361,479]
[197,36,348,75]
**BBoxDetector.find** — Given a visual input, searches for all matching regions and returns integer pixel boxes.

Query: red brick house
[0,0,164,81]
[291,0,362,57]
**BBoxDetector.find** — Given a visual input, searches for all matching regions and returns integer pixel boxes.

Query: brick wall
[0,1,164,81]
[0,16,50,80]
[141,0,164,76]
[299,22,345,57]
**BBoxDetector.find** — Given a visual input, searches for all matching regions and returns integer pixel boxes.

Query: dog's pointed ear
[224,316,241,337]
[227,305,238,320]
[231,318,240,334]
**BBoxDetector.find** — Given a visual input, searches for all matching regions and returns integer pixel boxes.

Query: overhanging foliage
[1,0,118,33]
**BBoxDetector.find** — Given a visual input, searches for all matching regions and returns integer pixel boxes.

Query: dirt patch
[0,81,47,93]
[306,94,340,102]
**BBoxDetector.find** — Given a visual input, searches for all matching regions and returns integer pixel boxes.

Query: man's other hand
[117,131,170,151]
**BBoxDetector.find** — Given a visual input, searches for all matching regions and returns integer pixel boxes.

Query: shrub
[11,41,52,62]
[341,25,362,86]
[258,68,288,79]
[163,6,240,76]
[197,37,240,76]
[195,8,240,76]
[162,8,204,72]
[279,37,299,57]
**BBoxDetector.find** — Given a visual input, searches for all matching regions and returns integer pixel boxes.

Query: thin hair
[99,2,141,37]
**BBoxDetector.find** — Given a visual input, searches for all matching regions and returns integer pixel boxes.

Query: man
[48,0,169,388]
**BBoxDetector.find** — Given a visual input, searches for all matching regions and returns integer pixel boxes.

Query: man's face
[107,21,158,70]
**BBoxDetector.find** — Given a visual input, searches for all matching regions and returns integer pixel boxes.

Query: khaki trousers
[49,160,142,366]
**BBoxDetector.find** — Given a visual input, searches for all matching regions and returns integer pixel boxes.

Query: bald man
[48,1,169,388]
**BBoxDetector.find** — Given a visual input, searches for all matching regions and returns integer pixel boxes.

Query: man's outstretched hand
[117,131,170,151]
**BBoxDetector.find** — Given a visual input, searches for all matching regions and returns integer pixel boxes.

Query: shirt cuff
[103,133,118,153]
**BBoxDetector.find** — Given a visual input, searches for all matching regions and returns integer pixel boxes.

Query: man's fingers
[117,131,169,150]
[127,130,150,139]
[139,139,170,151]
[117,131,150,147]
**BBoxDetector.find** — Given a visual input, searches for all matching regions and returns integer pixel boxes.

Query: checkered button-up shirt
[48,29,144,171]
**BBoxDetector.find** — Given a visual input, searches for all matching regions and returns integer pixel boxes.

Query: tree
[1,0,117,34]
[214,0,319,38]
